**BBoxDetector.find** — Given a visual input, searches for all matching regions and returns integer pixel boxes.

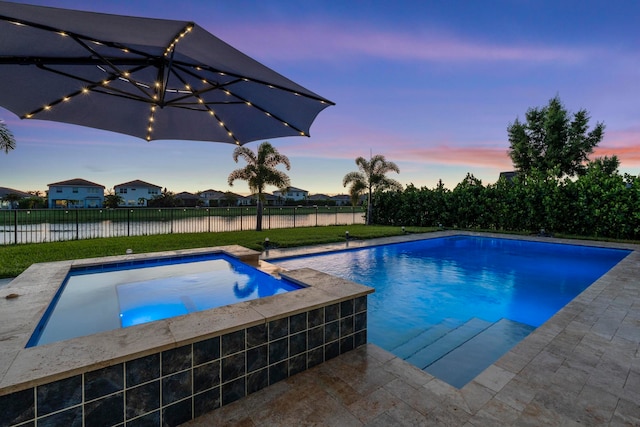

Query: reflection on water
[1,212,364,244]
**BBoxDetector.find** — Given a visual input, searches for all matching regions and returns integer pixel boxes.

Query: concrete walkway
[183,234,640,426]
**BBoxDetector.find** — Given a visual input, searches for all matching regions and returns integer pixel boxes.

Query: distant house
[330,194,352,206]
[0,187,31,209]
[199,189,226,207]
[308,194,330,204]
[175,192,201,207]
[47,178,105,208]
[272,187,308,202]
[499,171,518,183]
[113,180,162,207]
[248,193,279,206]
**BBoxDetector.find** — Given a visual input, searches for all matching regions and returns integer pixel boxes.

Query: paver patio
[183,232,640,426]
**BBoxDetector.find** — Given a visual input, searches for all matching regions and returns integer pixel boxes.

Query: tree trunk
[366,187,373,225]
[256,199,263,231]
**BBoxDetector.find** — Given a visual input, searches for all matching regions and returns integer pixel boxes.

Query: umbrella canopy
[0,1,334,145]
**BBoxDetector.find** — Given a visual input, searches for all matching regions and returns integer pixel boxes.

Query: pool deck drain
[183,231,640,426]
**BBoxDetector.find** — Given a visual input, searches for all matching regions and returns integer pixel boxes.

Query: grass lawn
[0,225,435,278]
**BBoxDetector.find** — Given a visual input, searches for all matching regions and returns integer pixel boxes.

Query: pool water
[273,236,630,387]
[28,253,302,347]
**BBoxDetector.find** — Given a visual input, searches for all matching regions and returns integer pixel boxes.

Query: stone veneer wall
[1,296,367,427]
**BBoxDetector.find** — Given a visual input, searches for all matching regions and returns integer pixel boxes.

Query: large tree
[507,96,605,178]
[228,141,291,231]
[343,154,402,225]
[0,120,16,154]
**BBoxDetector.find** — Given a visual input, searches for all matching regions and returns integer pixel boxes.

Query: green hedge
[372,168,640,240]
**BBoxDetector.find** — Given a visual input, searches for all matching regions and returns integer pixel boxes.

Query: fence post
[13,209,17,245]
[170,208,174,234]
[75,209,79,240]
[315,206,318,227]
[294,207,296,228]
[127,209,131,237]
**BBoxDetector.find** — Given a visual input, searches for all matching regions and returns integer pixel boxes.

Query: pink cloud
[217,22,590,64]
[595,127,640,165]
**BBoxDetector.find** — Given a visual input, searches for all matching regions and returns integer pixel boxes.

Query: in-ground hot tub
[0,245,373,427]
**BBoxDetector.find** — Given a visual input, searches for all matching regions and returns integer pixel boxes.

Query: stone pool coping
[0,245,373,396]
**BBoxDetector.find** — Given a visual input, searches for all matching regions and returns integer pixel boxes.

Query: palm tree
[343,154,402,225]
[0,120,16,154]
[228,141,291,231]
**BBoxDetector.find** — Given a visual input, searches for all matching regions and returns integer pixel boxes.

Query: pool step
[390,318,461,360]
[424,318,535,388]
[405,317,493,370]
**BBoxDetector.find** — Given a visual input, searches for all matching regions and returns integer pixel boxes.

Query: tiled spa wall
[1,296,368,427]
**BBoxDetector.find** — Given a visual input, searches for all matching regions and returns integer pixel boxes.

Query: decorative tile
[162,371,192,406]
[126,353,160,387]
[126,380,160,420]
[85,364,124,401]
[289,354,307,376]
[308,325,324,350]
[340,315,354,336]
[162,345,192,376]
[340,335,354,354]
[247,368,269,394]
[247,324,268,348]
[340,299,354,317]
[247,344,268,373]
[325,320,339,343]
[355,312,367,332]
[290,331,307,356]
[162,398,192,427]
[193,360,220,393]
[126,410,159,427]
[355,296,367,313]
[269,337,288,364]
[222,353,246,383]
[222,378,246,406]
[193,336,220,366]
[307,347,324,369]
[269,361,288,385]
[37,406,82,427]
[194,388,220,419]
[355,330,367,347]
[0,387,34,426]
[37,375,82,416]
[325,303,340,322]
[290,312,307,334]
[222,330,245,357]
[269,317,289,340]
[84,392,123,427]
[308,307,324,328]
[325,341,340,361]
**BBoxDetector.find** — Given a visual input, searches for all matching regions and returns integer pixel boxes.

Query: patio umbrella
[0,1,333,145]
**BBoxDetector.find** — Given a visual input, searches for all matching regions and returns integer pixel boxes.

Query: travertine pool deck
[184,231,640,426]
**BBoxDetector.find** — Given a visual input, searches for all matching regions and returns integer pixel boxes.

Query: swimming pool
[272,235,631,387]
[28,253,302,347]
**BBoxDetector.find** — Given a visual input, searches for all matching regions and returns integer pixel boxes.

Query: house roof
[275,186,308,193]
[308,194,330,200]
[330,194,351,200]
[114,179,162,189]
[0,187,31,198]
[47,178,105,188]
[175,192,199,200]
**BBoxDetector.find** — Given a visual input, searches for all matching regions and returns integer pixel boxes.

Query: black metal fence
[0,206,366,245]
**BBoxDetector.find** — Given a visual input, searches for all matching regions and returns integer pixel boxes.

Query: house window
[72,187,78,193]
[119,188,127,194]
[56,187,62,193]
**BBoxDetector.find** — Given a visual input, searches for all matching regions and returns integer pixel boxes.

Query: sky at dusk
[1,0,639,196]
